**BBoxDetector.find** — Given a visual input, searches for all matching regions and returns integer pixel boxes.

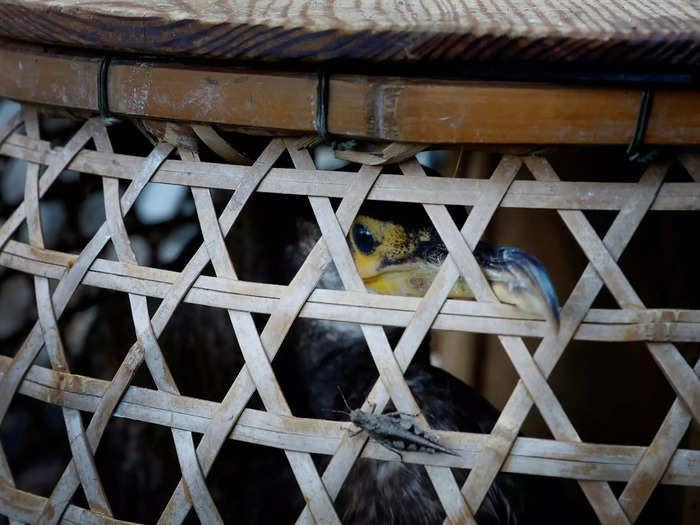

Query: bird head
[348,210,560,329]
[348,214,449,297]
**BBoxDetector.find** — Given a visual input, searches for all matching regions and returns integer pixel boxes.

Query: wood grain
[0,1,697,67]
[1,41,699,145]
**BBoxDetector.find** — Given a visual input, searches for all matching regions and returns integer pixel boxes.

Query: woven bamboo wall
[0,104,698,524]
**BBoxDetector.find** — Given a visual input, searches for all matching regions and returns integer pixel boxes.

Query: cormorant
[286,205,590,524]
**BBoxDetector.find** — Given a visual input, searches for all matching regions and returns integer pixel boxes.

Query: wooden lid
[0,0,698,69]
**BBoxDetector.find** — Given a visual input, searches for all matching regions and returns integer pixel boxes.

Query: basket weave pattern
[0,105,698,524]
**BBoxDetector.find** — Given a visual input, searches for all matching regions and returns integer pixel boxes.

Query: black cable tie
[98,56,115,124]
[627,89,661,163]
[315,71,330,143]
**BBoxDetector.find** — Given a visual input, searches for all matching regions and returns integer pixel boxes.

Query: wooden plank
[0,1,696,67]
[0,41,699,144]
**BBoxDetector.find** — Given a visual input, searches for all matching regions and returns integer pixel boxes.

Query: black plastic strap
[315,71,330,143]
[98,56,112,122]
[627,89,661,163]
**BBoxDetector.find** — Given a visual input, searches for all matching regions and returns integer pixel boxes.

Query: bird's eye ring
[353,223,377,254]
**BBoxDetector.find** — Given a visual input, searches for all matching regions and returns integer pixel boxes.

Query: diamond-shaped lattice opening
[617,210,700,309]
[1,396,71,497]
[43,167,102,251]
[68,288,136,381]
[466,333,550,437]
[0,271,37,348]
[283,316,384,418]
[148,302,245,402]
[101,121,153,157]
[208,440,306,524]
[0,155,26,212]
[210,186,318,285]
[94,417,182,523]
[130,181,203,271]
[13,169,95,252]
[555,340,677,445]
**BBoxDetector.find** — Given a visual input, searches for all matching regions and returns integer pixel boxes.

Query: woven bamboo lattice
[0,104,698,525]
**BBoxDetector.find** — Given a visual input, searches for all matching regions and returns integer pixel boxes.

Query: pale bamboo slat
[186,145,340,525]
[23,107,113,520]
[458,163,669,524]
[2,240,698,343]
[2,133,700,212]
[97,131,225,524]
[2,356,699,484]
[46,143,175,524]
[160,145,381,524]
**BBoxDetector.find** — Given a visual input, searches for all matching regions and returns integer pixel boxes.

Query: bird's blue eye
[353,224,377,254]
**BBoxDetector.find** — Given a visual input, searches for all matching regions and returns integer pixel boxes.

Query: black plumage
[284,214,588,525]
[56,193,592,524]
[291,316,576,525]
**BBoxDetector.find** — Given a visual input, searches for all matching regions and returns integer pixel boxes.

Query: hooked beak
[473,243,560,331]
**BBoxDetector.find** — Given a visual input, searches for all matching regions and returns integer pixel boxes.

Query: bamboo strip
[301,144,475,523]
[0,107,26,525]
[1,133,699,211]
[188,146,340,524]
[298,154,520,524]
[412,159,628,521]
[36,141,175,525]
[23,107,113,520]
[190,125,251,165]
[612,167,700,521]
[619,372,700,521]
[458,163,668,524]
[1,241,698,343]
[3,356,699,485]
[0,119,98,494]
[160,152,382,525]
[98,135,224,524]
[680,153,700,179]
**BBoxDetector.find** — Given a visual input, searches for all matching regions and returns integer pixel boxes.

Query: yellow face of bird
[348,215,469,297]
[348,213,560,328]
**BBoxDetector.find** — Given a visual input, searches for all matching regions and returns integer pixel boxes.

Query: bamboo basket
[0,1,699,524]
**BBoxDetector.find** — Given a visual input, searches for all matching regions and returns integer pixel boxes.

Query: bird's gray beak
[474,243,560,331]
